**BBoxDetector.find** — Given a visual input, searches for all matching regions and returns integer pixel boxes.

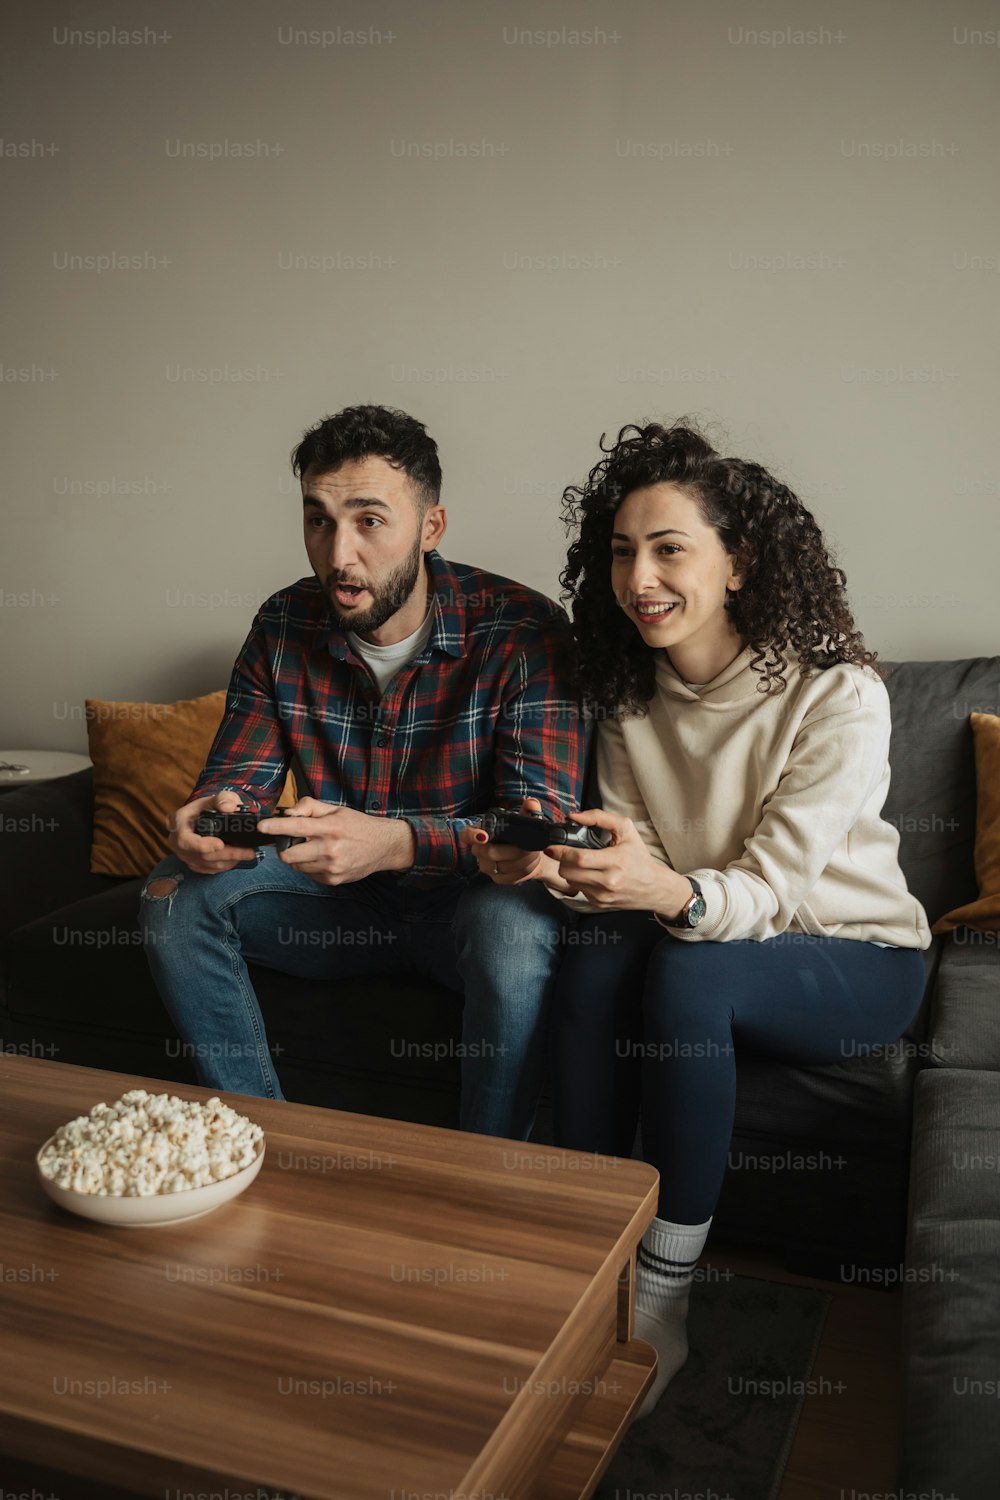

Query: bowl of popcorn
[36,1089,266,1227]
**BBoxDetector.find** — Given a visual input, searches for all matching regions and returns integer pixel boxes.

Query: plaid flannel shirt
[189,549,587,882]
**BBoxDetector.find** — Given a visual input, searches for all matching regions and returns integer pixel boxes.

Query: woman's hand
[459,796,575,890]
[545,808,691,915]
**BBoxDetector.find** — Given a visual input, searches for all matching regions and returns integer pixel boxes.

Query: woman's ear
[725,548,747,597]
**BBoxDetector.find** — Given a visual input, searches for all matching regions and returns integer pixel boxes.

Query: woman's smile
[633,597,680,623]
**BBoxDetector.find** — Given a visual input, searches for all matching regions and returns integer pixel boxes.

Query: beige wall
[2,0,998,749]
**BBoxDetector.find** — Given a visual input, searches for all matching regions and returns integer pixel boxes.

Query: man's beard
[324,536,425,637]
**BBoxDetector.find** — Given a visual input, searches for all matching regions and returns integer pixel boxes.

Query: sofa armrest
[0,770,124,946]
[925,929,1000,1069]
[898,1067,1000,1497]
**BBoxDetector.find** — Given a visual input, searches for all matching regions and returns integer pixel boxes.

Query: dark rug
[597,1270,832,1500]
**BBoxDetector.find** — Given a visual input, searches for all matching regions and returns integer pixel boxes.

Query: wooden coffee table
[0,1056,657,1499]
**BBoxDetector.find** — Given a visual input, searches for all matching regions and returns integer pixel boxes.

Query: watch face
[687,894,707,926]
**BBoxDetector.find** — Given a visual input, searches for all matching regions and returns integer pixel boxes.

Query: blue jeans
[452,876,568,1139]
[550,910,928,1222]
[140,853,565,1140]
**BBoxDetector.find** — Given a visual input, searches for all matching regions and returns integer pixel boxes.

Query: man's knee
[144,874,181,901]
[141,858,187,910]
[140,852,263,922]
[139,860,193,959]
[454,878,564,961]
[139,857,220,946]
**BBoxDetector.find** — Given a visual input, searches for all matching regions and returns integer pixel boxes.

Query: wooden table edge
[532,1337,658,1499]
[456,1177,659,1498]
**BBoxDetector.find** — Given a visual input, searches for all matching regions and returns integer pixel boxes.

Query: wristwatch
[667,876,706,930]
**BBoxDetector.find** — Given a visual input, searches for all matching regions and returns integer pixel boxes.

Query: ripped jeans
[140,849,464,1103]
[139,853,565,1139]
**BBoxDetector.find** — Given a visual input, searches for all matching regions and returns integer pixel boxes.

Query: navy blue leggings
[550,911,927,1223]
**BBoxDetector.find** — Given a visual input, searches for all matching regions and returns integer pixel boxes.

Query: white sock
[633,1213,712,1420]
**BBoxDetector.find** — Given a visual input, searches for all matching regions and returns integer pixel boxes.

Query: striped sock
[633,1214,712,1419]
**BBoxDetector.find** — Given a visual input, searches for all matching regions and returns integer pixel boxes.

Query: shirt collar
[316,549,468,662]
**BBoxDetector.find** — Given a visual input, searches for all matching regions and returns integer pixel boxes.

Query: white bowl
[36,1136,265,1227]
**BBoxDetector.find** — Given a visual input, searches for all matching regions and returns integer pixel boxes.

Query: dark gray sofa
[896,911,1000,1497]
[2,657,998,1285]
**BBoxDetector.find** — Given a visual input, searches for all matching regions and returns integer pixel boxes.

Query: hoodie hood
[655,644,767,704]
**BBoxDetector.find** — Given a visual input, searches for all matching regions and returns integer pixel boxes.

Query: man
[140,404,584,1139]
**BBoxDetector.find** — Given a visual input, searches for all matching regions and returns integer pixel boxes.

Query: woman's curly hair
[559,419,878,718]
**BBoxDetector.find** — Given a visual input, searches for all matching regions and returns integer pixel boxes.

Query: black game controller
[194,808,306,853]
[479,808,614,852]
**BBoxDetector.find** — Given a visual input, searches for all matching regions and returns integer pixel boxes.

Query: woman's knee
[642,937,733,1033]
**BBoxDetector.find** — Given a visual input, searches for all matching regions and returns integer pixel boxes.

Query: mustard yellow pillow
[932,712,1000,933]
[86,691,296,877]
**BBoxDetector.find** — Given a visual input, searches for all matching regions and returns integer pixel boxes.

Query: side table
[0,750,92,794]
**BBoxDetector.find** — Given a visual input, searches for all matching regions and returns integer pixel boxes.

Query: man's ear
[422,503,447,551]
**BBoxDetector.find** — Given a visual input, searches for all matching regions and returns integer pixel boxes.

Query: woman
[465,420,930,1418]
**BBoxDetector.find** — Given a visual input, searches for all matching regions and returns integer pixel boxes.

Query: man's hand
[459,796,575,891]
[258,798,415,884]
[168,790,259,874]
[544,808,691,914]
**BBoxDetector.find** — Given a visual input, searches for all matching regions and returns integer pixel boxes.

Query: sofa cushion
[881,656,1000,927]
[927,930,1000,1069]
[898,1068,1000,1500]
[252,966,463,1094]
[0,771,119,954]
[86,690,230,878]
[733,1046,918,1152]
[933,711,1000,933]
[4,880,464,1093]
[5,880,175,1039]
[716,1118,911,1267]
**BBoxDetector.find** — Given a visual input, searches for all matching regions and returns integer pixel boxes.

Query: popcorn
[38,1090,264,1197]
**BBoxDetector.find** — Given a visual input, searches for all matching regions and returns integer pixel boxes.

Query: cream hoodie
[553,645,931,949]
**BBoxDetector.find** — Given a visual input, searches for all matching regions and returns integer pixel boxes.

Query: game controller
[478,808,614,852]
[194,808,306,853]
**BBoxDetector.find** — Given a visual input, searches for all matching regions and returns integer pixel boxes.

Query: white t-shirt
[347,606,434,695]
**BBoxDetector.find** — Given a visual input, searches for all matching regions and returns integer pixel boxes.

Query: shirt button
[370,800,381,811]
[375,734,388,747]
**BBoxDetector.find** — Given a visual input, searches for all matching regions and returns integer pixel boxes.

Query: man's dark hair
[291,404,442,511]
